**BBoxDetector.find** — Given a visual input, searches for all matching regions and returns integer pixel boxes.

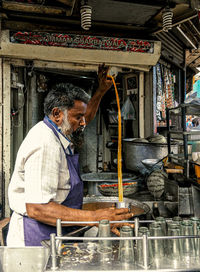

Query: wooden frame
[2,0,75,16]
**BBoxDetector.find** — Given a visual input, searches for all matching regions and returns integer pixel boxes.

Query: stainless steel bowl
[141,159,162,170]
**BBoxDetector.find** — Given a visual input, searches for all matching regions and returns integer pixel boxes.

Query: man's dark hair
[44,83,90,116]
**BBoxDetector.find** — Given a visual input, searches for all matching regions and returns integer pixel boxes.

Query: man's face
[60,100,87,136]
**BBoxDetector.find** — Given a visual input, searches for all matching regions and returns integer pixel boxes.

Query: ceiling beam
[186,49,200,65]
[112,0,176,8]
[189,56,200,67]
[153,11,198,34]
[2,13,150,35]
[176,25,197,49]
[2,19,152,39]
[181,22,200,45]
[2,1,73,16]
[188,20,200,39]
[55,0,76,7]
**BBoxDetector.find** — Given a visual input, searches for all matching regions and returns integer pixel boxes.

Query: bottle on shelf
[152,202,160,219]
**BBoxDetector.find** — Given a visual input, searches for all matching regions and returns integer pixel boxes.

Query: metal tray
[83,196,150,217]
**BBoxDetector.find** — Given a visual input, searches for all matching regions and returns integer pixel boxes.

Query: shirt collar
[58,132,72,151]
[46,116,72,151]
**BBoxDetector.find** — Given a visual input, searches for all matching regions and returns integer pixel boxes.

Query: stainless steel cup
[180,220,195,259]
[98,219,112,263]
[167,224,182,260]
[137,227,153,269]
[118,226,134,264]
[98,219,112,249]
[149,222,165,258]
[155,216,167,235]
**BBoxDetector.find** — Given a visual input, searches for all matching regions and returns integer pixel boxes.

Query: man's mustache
[76,125,86,133]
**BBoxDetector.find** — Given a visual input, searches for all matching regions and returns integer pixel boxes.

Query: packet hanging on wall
[121,97,136,120]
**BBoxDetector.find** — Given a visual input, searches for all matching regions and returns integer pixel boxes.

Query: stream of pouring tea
[108,75,123,203]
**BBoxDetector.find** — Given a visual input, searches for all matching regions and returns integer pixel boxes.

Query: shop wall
[79,116,100,174]
[0,59,2,216]
[144,70,154,137]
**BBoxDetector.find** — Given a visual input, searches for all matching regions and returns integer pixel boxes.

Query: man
[7,65,133,246]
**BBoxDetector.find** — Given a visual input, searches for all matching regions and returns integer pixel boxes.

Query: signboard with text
[11,32,154,53]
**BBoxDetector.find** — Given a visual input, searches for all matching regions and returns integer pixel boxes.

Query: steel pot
[123,138,178,173]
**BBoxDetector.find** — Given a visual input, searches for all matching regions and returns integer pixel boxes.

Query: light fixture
[162,7,173,32]
[80,1,92,31]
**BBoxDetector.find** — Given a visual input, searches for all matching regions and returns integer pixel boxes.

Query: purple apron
[23,116,83,246]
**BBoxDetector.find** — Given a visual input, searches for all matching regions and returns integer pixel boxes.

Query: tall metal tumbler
[98,219,111,248]
[167,224,182,260]
[155,217,167,235]
[118,226,134,264]
[191,217,200,255]
[149,222,165,258]
[98,219,112,263]
[137,227,153,268]
[149,222,165,269]
[180,220,195,259]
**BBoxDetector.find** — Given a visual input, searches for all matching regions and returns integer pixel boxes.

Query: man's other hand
[97,63,113,94]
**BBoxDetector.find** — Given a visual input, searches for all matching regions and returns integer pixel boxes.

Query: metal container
[81,172,137,196]
[123,138,178,173]
[83,196,150,217]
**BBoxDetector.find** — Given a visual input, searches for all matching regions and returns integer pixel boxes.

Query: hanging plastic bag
[121,97,136,120]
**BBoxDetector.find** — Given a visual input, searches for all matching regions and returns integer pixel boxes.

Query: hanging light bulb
[162,7,173,32]
[80,1,92,31]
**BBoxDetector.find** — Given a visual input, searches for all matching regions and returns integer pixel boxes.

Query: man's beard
[58,110,84,150]
[58,110,72,136]
[71,128,85,150]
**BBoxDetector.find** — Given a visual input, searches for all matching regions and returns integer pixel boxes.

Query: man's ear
[51,108,63,126]
[52,107,61,117]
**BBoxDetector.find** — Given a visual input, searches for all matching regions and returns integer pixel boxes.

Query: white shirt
[7,121,72,246]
